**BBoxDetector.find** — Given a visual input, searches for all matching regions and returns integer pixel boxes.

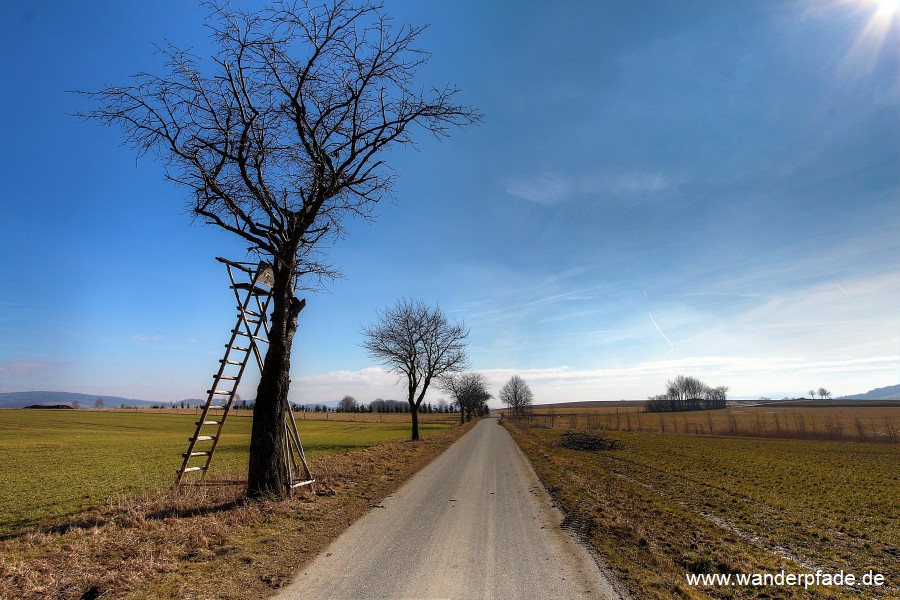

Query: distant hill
[839,384,900,401]
[0,391,163,409]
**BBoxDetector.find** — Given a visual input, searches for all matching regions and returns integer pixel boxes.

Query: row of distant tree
[646,375,729,412]
[646,376,837,412]
[334,396,458,414]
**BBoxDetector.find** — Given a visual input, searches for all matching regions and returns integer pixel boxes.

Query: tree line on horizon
[646,375,729,413]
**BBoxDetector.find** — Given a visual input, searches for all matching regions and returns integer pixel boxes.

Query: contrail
[837,284,851,299]
[648,313,674,350]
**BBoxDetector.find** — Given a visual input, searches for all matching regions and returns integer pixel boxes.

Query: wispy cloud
[503,174,572,205]
[130,334,164,342]
[589,172,679,196]
[502,170,679,205]
[0,360,67,377]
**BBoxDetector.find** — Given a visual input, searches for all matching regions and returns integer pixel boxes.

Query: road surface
[275,414,622,599]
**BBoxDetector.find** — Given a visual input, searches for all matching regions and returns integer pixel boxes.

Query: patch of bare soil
[557,431,623,451]
[0,422,475,600]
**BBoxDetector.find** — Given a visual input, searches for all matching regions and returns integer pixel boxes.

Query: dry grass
[504,419,900,599]
[0,420,476,600]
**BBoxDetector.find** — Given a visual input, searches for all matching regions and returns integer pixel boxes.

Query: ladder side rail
[197,262,273,480]
[199,272,270,479]
[230,265,273,373]
[175,327,249,485]
[200,313,264,477]
[176,356,237,485]
[176,262,255,485]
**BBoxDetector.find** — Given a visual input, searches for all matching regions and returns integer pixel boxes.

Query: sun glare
[871,0,899,14]
[832,0,899,77]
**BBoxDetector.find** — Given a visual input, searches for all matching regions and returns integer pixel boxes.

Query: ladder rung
[229,345,251,352]
[190,435,216,441]
[184,451,211,457]
[232,283,270,295]
[197,420,220,426]
[218,375,238,381]
[291,479,316,489]
[220,359,242,365]
[208,405,227,410]
[243,309,262,318]
[182,466,207,473]
[232,330,268,342]
[208,390,232,395]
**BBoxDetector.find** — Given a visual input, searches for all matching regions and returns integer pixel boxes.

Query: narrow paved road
[275,415,622,600]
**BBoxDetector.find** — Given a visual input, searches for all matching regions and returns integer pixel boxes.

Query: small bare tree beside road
[363,299,469,440]
[499,375,533,417]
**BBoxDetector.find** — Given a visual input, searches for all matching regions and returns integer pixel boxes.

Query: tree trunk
[410,403,420,441]
[247,259,303,499]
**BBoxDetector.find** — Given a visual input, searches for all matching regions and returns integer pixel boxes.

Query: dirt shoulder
[0,421,476,600]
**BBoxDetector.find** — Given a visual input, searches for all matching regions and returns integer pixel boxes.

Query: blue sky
[1,0,898,406]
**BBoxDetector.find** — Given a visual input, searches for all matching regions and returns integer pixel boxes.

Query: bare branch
[76,0,481,286]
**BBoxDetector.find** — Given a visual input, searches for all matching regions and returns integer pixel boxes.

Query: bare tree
[817,387,832,400]
[809,389,816,400]
[94,398,104,410]
[441,372,491,424]
[499,375,533,417]
[362,299,468,440]
[337,395,358,412]
[645,375,727,412]
[78,1,479,498]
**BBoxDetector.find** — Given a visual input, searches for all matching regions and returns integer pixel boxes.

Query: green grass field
[0,410,451,536]
[505,421,900,598]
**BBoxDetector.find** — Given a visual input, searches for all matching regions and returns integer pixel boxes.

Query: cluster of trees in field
[646,375,729,412]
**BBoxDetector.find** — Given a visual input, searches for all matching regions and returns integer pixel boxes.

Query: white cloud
[502,170,679,205]
[0,360,66,377]
[503,174,572,205]
[589,172,678,195]
[130,334,164,342]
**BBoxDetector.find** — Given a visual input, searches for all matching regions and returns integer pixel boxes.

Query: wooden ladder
[174,258,314,491]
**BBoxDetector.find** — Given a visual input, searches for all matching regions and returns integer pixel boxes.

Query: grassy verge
[0,419,477,599]
[503,420,899,599]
